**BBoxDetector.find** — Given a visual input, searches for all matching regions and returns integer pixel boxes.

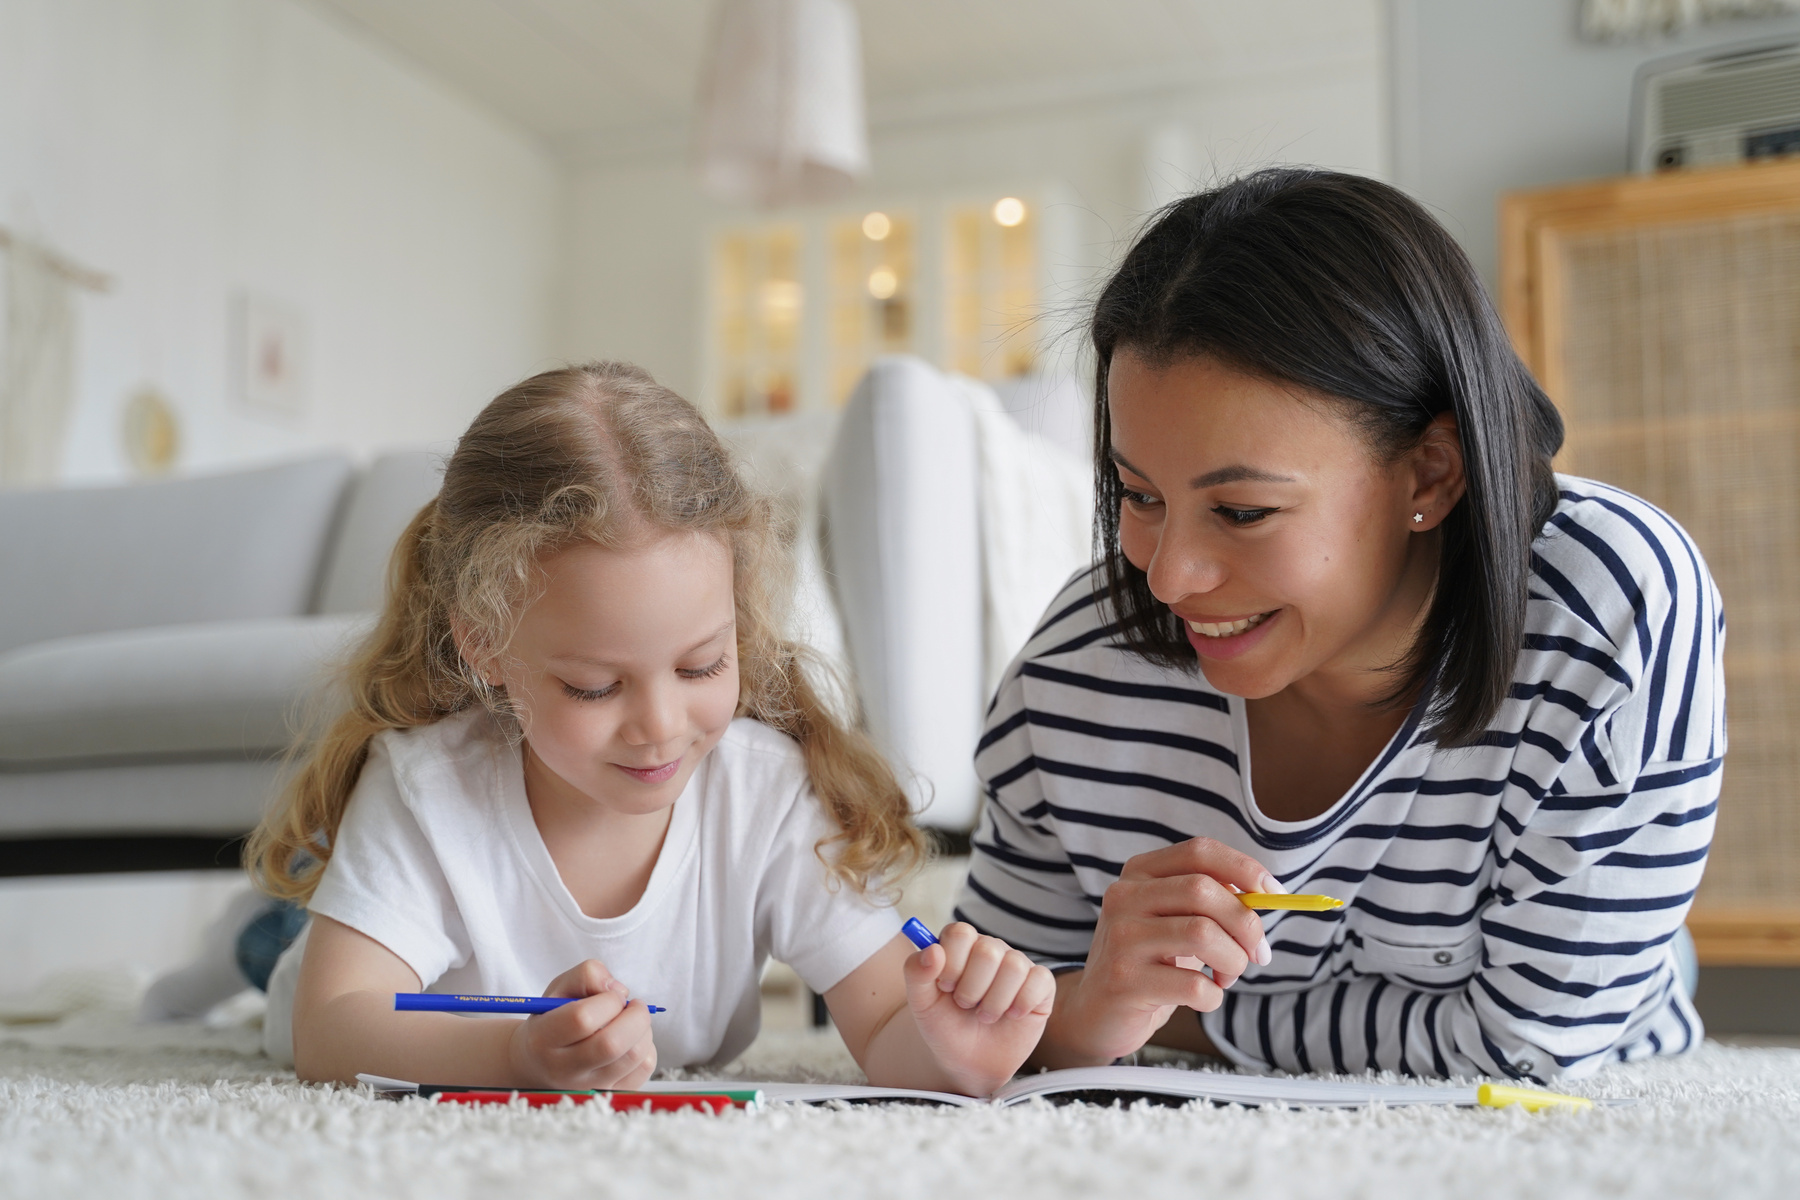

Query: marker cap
[901,917,940,950]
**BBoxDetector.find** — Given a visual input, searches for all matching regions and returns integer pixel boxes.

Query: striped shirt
[958,476,1723,1083]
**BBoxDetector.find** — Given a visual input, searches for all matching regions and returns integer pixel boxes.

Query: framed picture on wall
[231,290,307,421]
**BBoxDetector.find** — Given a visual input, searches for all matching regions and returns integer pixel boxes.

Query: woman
[957,168,1722,1083]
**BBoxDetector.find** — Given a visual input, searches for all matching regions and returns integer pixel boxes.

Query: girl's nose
[621,682,684,750]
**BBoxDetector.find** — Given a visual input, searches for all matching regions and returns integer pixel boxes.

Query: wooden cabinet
[1501,161,1800,966]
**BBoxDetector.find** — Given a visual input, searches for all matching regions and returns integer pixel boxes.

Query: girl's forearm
[293,988,521,1086]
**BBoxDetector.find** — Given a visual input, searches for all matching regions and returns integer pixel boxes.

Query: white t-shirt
[262,707,902,1069]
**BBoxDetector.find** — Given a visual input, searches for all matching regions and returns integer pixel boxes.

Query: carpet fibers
[1,1014,1796,1199]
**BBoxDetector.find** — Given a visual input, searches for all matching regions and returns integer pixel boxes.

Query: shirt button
[1515,1059,1536,1075]
[1433,950,1454,965]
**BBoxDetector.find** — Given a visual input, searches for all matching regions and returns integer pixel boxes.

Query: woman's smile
[1184,611,1275,638]
[1183,608,1282,661]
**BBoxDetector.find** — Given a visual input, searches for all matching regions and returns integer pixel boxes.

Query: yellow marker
[1477,1083,1594,1112]
[1238,893,1344,911]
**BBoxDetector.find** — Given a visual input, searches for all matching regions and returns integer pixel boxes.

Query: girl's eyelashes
[1214,505,1279,526]
[558,656,728,700]
[678,655,731,680]
[1121,487,1161,508]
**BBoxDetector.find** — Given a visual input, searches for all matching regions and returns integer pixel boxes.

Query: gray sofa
[0,358,1091,874]
[0,452,441,873]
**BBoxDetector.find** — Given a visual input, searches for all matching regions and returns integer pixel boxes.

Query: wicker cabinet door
[1503,162,1800,965]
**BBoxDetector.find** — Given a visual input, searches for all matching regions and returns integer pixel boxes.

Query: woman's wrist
[1028,969,1137,1070]
[1146,1005,1218,1057]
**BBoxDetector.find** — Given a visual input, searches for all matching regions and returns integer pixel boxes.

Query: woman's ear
[1406,412,1467,532]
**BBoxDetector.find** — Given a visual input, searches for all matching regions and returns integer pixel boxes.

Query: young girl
[248,362,1053,1096]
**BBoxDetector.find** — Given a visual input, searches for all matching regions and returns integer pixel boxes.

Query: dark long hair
[1091,168,1564,747]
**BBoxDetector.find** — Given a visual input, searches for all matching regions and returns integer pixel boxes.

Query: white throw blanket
[721,382,1094,716]
[957,377,1095,701]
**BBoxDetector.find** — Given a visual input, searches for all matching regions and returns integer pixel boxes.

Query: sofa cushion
[716,410,841,526]
[314,450,445,614]
[0,455,354,656]
[0,760,288,837]
[0,615,371,767]
[715,411,854,711]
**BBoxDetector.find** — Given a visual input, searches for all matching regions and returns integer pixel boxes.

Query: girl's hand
[507,959,657,1090]
[1040,837,1273,1068]
[902,923,1055,1097]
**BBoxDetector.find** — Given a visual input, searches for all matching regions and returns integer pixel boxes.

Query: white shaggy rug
[2,1012,1798,1200]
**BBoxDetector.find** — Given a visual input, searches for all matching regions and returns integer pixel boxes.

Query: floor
[2,1006,1799,1200]
[4,865,1799,1198]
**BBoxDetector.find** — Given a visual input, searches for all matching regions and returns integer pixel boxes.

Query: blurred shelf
[1688,908,1800,966]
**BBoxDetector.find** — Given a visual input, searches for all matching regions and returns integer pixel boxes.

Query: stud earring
[1412,512,1425,524]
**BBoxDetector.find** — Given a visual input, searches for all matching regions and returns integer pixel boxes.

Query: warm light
[862,211,892,240]
[992,197,1026,227]
[760,279,803,314]
[867,267,898,300]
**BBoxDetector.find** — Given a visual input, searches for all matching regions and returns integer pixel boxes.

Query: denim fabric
[236,902,308,992]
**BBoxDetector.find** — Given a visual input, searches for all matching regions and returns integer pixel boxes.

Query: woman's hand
[1037,837,1276,1068]
[507,959,658,1090]
[901,923,1056,1097]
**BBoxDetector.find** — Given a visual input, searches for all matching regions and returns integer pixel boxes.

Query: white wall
[0,0,564,485]
[1390,0,1800,287]
[560,22,1386,406]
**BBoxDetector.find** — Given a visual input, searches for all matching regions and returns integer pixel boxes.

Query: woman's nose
[1145,519,1228,604]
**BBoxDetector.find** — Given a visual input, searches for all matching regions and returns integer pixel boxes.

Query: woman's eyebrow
[1111,449,1295,490]
[1109,448,1150,479]
[1189,465,1296,489]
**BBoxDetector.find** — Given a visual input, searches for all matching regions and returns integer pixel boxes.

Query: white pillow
[821,357,984,831]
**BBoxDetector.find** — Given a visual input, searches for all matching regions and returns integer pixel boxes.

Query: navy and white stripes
[957,476,1723,1082]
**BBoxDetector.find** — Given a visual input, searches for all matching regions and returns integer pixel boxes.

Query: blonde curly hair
[247,361,923,903]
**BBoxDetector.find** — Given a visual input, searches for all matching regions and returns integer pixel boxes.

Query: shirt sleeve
[307,735,470,987]
[955,657,1102,965]
[1201,753,1717,1083]
[758,770,904,995]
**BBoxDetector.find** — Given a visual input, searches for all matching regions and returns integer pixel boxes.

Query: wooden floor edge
[1686,909,1800,967]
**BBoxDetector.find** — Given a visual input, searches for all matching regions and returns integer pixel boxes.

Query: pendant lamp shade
[697,0,870,206]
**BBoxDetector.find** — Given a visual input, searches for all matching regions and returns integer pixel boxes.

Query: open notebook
[647,1066,1608,1109]
[364,1066,1611,1111]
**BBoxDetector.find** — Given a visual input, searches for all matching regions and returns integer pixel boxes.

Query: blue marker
[395,993,666,1015]
[901,917,939,950]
